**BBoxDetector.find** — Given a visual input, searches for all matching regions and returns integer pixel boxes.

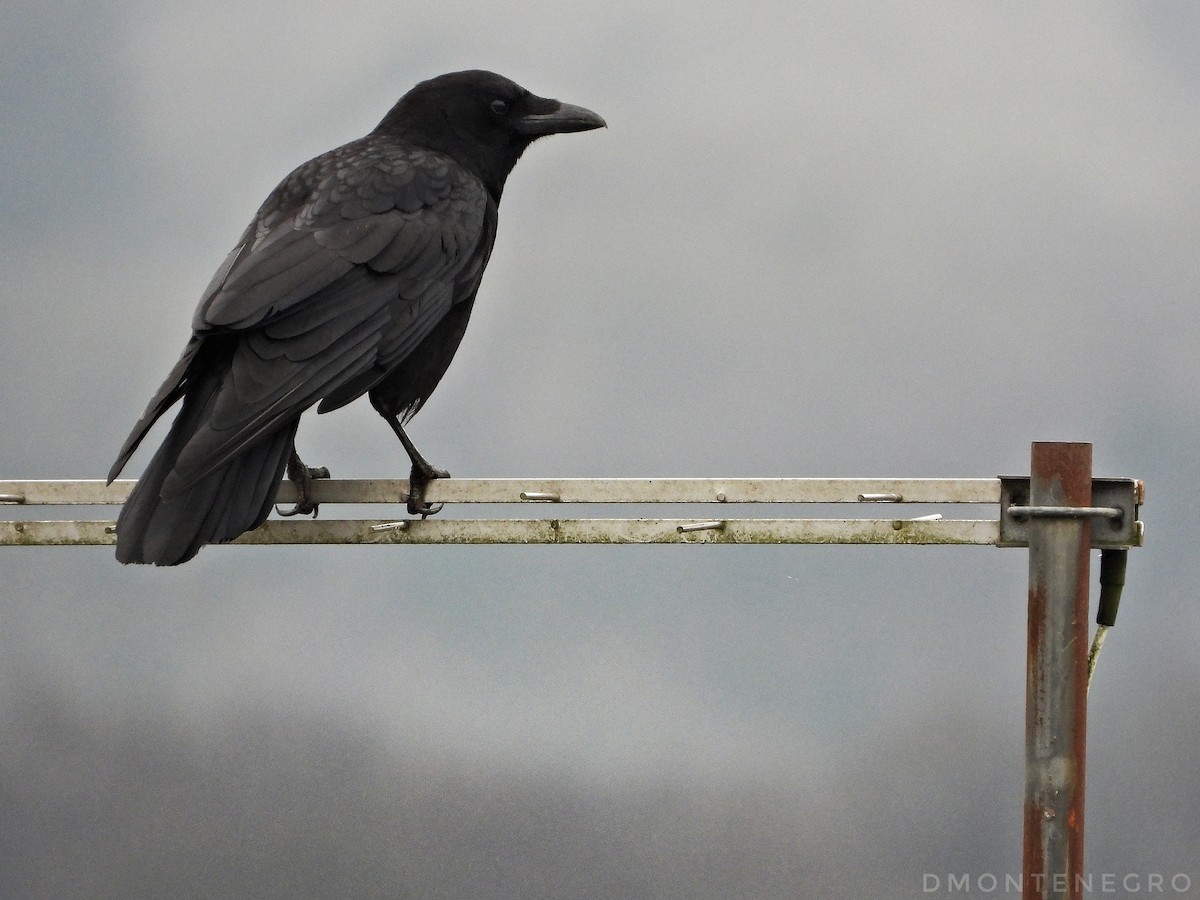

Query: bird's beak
[515,99,607,136]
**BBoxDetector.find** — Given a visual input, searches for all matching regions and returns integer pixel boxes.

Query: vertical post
[1023,442,1091,899]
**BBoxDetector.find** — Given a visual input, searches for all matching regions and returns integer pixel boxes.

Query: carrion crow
[108,70,604,565]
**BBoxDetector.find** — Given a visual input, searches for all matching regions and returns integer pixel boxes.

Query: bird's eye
[489,99,508,116]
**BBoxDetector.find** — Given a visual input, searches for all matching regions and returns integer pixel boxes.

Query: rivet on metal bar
[1006,505,1123,521]
[519,492,561,502]
[104,525,117,535]
[889,515,942,530]
[858,493,903,502]
[370,521,410,533]
[677,520,726,534]
[0,494,25,504]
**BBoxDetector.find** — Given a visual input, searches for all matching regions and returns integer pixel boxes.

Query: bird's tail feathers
[114,361,296,566]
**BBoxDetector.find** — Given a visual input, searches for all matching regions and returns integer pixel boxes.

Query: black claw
[409,499,444,518]
[407,463,449,518]
[276,451,330,518]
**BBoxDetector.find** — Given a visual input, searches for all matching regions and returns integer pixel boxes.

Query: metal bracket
[998,476,1144,549]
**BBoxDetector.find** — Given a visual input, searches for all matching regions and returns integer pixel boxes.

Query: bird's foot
[407,462,449,518]
[277,459,331,518]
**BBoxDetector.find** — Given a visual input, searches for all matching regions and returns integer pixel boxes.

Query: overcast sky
[3,2,1198,897]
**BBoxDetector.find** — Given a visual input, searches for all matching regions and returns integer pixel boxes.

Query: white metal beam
[0,517,1001,547]
[0,476,1019,547]
[0,477,1002,506]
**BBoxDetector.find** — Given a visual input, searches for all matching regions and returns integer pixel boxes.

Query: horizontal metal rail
[0,478,1003,506]
[0,477,1141,548]
[0,517,1002,547]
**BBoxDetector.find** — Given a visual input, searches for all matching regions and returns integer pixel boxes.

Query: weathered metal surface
[1000,477,1143,549]
[0,481,133,505]
[1,520,115,546]
[1023,443,1091,900]
[0,517,1002,547]
[0,477,1003,506]
[1,475,1147,549]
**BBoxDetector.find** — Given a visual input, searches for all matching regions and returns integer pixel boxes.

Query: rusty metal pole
[1023,442,1091,900]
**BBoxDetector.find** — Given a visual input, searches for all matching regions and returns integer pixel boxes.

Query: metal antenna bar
[0,475,1143,548]
[0,477,1004,506]
[0,517,1002,547]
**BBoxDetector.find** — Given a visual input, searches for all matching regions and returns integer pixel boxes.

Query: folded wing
[112,136,493,496]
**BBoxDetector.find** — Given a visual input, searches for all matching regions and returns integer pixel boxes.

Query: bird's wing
[153,138,492,493]
[195,139,486,330]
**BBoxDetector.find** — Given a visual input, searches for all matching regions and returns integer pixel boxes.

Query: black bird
[108,70,605,565]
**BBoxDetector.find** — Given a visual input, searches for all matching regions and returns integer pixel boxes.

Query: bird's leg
[384,416,449,517]
[276,448,331,517]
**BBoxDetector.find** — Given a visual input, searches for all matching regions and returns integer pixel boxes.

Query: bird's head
[376,70,606,199]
